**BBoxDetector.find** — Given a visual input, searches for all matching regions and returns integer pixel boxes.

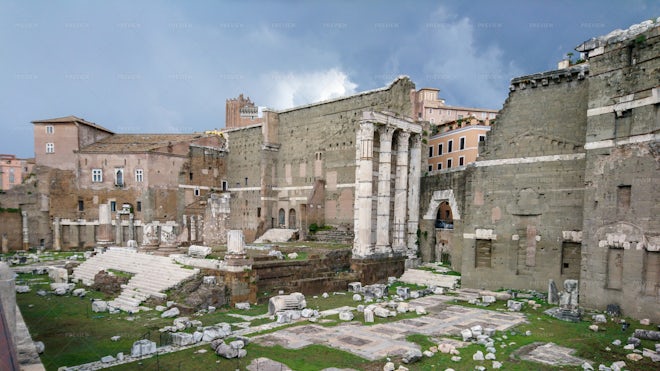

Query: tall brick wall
[458,66,588,292]
[580,25,660,321]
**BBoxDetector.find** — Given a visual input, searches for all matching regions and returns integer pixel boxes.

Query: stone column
[190,215,197,241]
[53,217,62,251]
[352,121,375,258]
[392,131,410,253]
[1,234,7,254]
[128,214,135,242]
[21,211,28,250]
[115,214,122,246]
[375,125,395,253]
[97,204,113,245]
[406,134,422,261]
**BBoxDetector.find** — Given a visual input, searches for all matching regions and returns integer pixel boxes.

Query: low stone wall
[253,249,352,297]
[350,256,406,285]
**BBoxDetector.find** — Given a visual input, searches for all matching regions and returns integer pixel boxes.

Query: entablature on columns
[360,111,421,134]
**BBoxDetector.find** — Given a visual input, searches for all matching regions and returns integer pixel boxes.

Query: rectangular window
[135,169,144,182]
[78,200,84,211]
[194,188,200,196]
[479,135,486,142]
[221,180,228,191]
[92,169,103,182]
[257,207,262,217]
[428,146,434,157]
[8,169,14,184]
[438,143,443,155]
[245,177,248,186]
[428,165,433,172]
[45,125,54,134]
[447,158,452,169]
[46,143,54,153]
[459,137,466,150]
[437,163,442,170]
[459,156,465,166]
[475,239,492,268]
[110,201,116,212]
[617,185,631,211]
[136,201,142,212]
[447,140,453,153]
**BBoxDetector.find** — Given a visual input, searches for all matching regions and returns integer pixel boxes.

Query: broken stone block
[485,352,496,360]
[593,314,607,323]
[473,350,485,361]
[92,300,108,313]
[484,328,496,337]
[493,361,503,369]
[111,336,120,342]
[627,353,643,362]
[352,294,362,301]
[277,313,291,324]
[589,325,599,332]
[640,318,651,326]
[423,350,434,357]
[396,286,410,300]
[48,267,68,283]
[188,245,212,258]
[507,300,523,312]
[415,306,427,315]
[235,302,250,310]
[383,361,395,371]
[374,307,390,318]
[364,308,374,323]
[101,355,116,363]
[131,339,157,357]
[16,285,30,293]
[610,361,626,371]
[606,304,621,317]
[268,292,306,315]
[161,307,180,318]
[34,341,44,354]
[339,311,354,321]
[471,325,483,336]
[451,356,461,362]
[203,276,216,285]
[461,329,473,341]
[482,295,496,304]
[201,323,232,342]
[172,332,196,347]
[402,349,422,364]
[396,302,410,313]
[348,282,362,292]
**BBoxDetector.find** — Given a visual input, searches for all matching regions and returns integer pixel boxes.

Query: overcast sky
[1,0,657,158]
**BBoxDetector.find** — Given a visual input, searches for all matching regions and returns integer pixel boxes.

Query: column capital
[377,125,396,139]
[397,130,411,141]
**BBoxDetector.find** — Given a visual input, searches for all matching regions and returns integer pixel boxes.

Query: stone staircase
[71,247,199,312]
[254,229,299,243]
[398,268,460,290]
[307,229,354,244]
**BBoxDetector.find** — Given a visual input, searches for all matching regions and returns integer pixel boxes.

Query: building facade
[223,77,424,265]
[427,117,493,173]
[419,20,659,321]
[0,155,33,191]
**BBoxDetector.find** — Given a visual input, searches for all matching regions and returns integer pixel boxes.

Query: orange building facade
[0,154,33,191]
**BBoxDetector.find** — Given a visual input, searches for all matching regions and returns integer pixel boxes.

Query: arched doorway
[435,201,453,229]
[278,208,285,227]
[288,208,297,228]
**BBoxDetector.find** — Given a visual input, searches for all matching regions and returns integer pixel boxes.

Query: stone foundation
[350,256,406,285]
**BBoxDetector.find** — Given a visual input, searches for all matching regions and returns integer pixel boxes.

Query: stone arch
[435,201,454,229]
[288,208,297,228]
[422,189,461,221]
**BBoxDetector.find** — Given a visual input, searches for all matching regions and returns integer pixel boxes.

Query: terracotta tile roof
[78,133,203,153]
[31,115,114,134]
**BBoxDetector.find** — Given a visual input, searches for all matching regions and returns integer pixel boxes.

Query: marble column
[115,214,122,246]
[128,214,135,241]
[21,211,28,250]
[392,131,410,253]
[352,121,375,258]
[190,215,197,241]
[53,217,62,251]
[406,134,422,259]
[375,125,395,253]
[97,204,113,245]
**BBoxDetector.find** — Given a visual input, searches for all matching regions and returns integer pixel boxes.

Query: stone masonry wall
[580,25,660,321]
[459,66,589,292]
